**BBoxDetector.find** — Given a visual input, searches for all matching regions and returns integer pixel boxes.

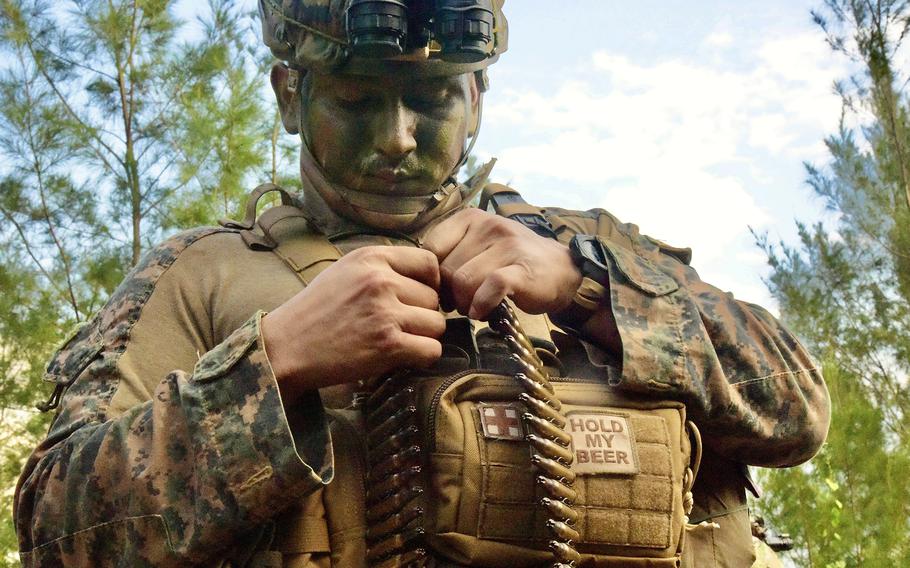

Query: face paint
[299,72,475,230]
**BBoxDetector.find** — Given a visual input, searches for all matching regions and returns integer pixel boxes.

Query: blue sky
[473,1,851,311]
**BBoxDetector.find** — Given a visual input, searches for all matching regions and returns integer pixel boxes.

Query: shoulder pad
[645,236,692,265]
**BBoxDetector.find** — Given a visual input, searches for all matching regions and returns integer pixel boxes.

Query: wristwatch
[569,234,611,282]
[553,234,611,332]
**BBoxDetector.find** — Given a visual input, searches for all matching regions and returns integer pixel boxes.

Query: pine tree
[756,1,910,565]
[0,1,283,562]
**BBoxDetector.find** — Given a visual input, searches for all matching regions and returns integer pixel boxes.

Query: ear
[270,62,302,135]
[468,71,481,138]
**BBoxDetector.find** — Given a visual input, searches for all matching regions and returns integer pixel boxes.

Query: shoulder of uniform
[642,235,692,265]
[588,209,692,266]
[478,184,693,265]
[135,226,240,271]
[528,203,694,266]
[108,226,238,317]
[38,225,238,414]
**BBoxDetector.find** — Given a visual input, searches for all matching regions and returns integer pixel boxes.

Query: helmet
[259,0,508,76]
[259,0,507,231]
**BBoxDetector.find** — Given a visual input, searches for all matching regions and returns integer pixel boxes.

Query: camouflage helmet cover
[258,0,507,76]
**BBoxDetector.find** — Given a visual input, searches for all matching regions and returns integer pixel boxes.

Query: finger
[448,249,511,314]
[372,246,441,290]
[393,333,443,369]
[439,285,457,314]
[438,232,495,288]
[397,305,447,339]
[469,264,531,320]
[423,209,477,262]
[393,275,441,310]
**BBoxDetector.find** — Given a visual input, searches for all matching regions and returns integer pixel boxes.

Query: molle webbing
[232,197,344,284]
[361,303,581,568]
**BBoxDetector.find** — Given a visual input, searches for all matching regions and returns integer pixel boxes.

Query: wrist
[551,276,609,333]
[261,312,313,405]
[551,234,611,333]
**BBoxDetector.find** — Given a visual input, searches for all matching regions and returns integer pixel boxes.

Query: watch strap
[551,276,608,333]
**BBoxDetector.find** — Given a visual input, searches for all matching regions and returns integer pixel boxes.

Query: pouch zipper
[424,370,603,452]
[425,368,501,453]
[549,376,601,384]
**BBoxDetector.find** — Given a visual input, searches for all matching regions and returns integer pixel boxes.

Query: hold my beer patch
[566,412,639,475]
[478,403,524,441]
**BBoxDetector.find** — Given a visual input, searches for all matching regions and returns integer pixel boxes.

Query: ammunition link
[364,300,580,567]
[365,373,428,567]
[490,302,580,568]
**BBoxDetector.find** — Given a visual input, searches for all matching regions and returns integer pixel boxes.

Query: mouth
[366,168,417,184]
[349,168,431,194]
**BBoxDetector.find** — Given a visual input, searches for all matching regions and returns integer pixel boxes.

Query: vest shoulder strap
[228,184,342,285]
[480,183,557,239]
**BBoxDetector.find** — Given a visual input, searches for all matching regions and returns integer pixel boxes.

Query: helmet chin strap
[297,86,486,232]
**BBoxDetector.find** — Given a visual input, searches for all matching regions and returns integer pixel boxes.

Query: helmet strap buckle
[287,68,300,93]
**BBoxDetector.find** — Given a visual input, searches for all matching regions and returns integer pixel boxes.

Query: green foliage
[0,0,289,562]
[759,363,910,565]
[756,1,910,565]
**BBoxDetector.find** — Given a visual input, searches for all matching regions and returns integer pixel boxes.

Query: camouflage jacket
[14,199,830,567]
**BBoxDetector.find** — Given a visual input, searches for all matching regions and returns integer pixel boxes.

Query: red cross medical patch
[478,403,524,441]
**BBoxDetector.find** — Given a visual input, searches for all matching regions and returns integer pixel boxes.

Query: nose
[372,101,417,160]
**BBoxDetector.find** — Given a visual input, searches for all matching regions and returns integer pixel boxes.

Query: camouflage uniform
[14,190,830,567]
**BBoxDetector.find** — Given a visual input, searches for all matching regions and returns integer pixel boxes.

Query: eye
[333,92,374,110]
[405,88,452,112]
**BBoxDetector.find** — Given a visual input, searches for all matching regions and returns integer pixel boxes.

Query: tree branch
[0,206,67,306]
[24,38,125,173]
[17,46,82,321]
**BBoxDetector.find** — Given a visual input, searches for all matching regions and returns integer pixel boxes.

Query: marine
[14,1,831,567]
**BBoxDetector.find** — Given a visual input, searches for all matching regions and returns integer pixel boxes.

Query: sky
[472,1,852,312]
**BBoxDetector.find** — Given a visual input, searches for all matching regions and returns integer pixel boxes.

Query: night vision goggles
[259,0,506,76]
[347,0,495,63]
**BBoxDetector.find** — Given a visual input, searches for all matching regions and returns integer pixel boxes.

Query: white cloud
[601,171,769,265]
[704,31,734,47]
[481,29,848,304]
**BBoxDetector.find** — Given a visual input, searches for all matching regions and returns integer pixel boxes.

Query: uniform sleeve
[14,231,334,567]
[548,208,830,468]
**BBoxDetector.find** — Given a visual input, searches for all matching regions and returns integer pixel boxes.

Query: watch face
[580,239,600,261]
[573,235,610,282]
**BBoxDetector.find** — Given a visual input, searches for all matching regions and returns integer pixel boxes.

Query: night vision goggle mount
[347,0,495,63]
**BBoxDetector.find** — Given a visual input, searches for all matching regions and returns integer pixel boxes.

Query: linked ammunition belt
[363,370,426,567]
[363,301,580,567]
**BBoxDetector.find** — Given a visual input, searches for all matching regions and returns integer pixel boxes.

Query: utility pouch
[364,327,700,567]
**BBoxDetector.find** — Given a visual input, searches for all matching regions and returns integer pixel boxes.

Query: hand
[424,209,583,319]
[261,246,446,403]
